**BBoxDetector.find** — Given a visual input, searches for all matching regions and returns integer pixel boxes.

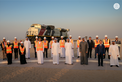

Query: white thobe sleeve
[58,44,60,53]
[49,42,51,48]
[109,45,112,55]
[52,44,54,53]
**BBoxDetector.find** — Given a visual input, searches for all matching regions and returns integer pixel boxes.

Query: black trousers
[34,47,37,58]
[44,48,48,58]
[7,54,12,64]
[104,48,110,59]
[14,48,18,59]
[80,53,88,65]
[88,48,92,58]
[98,53,103,66]
[20,55,27,64]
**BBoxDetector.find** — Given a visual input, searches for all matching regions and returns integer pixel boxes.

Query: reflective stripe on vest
[59,40,65,48]
[50,40,54,48]
[2,42,7,48]
[43,40,48,48]
[70,39,73,44]
[6,45,12,54]
[103,39,110,48]
[34,41,38,47]
[77,40,82,48]
[94,39,100,48]
[37,42,43,51]
[20,46,25,54]
[14,41,18,48]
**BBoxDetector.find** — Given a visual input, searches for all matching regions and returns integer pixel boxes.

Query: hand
[103,54,105,55]
[109,55,111,56]
[117,55,119,56]
[86,51,88,53]
[97,53,98,55]
[52,53,53,54]
[80,52,81,53]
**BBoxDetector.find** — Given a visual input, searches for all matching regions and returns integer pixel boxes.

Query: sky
[0,0,122,40]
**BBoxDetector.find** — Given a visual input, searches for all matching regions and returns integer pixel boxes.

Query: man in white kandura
[59,36,65,58]
[65,39,73,65]
[69,35,74,57]
[36,38,44,65]
[52,38,60,65]
[76,36,82,58]
[49,36,54,58]
[24,37,31,59]
[109,41,119,67]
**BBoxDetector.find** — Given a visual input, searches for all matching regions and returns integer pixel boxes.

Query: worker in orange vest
[13,37,19,59]
[36,38,44,64]
[42,37,48,58]
[69,35,74,57]
[5,40,13,65]
[59,36,65,58]
[19,42,27,64]
[76,36,82,58]
[103,35,111,59]
[94,35,99,59]
[34,36,38,58]
[49,36,54,58]
[1,37,7,60]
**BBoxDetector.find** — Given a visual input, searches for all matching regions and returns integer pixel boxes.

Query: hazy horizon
[0,0,122,40]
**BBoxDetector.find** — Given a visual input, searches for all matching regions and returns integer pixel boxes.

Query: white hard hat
[78,36,81,38]
[69,35,72,37]
[115,36,118,38]
[7,40,10,43]
[105,35,108,37]
[14,37,17,39]
[44,37,46,39]
[3,37,6,39]
[21,42,23,44]
[52,36,54,38]
[61,36,63,38]
[35,36,38,39]
[96,35,98,37]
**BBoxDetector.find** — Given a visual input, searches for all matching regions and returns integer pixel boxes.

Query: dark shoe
[116,65,119,67]
[98,65,100,67]
[110,65,113,67]
[118,58,120,60]
[101,65,103,67]
[77,56,79,58]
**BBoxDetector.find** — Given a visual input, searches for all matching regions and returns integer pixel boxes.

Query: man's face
[8,42,10,45]
[39,38,41,41]
[21,44,23,46]
[112,42,115,45]
[70,37,72,39]
[115,38,118,40]
[79,38,81,40]
[82,38,84,41]
[44,39,46,40]
[54,40,57,43]
[100,41,102,44]
[52,38,54,40]
[96,37,98,39]
[15,39,17,41]
[105,37,107,39]
[26,38,28,41]
[67,39,69,42]
[3,39,5,42]
[89,37,91,40]
[61,38,63,40]
[36,38,38,40]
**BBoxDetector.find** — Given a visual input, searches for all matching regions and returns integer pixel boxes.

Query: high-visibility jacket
[36,41,43,51]
[2,42,7,48]
[42,40,48,48]
[77,40,82,48]
[34,40,38,47]
[59,40,65,48]
[20,46,25,54]
[6,45,12,54]
[70,39,73,44]
[13,41,18,48]
[50,40,54,48]
[103,39,110,48]
[94,39,100,48]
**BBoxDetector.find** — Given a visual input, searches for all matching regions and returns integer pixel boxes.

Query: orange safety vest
[94,39,100,48]
[20,46,25,54]
[34,40,38,47]
[70,39,73,44]
[42,40,48,48]
[36,41,43,51]
[6,45,12,54]
[2,42,7,48]
[103,39,110,48]
[14,41,18,48]
[59,40,65,48]
[77,40,82,48]
[50,40,54,48]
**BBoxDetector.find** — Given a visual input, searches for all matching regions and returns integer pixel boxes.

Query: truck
[26,24,70,44]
